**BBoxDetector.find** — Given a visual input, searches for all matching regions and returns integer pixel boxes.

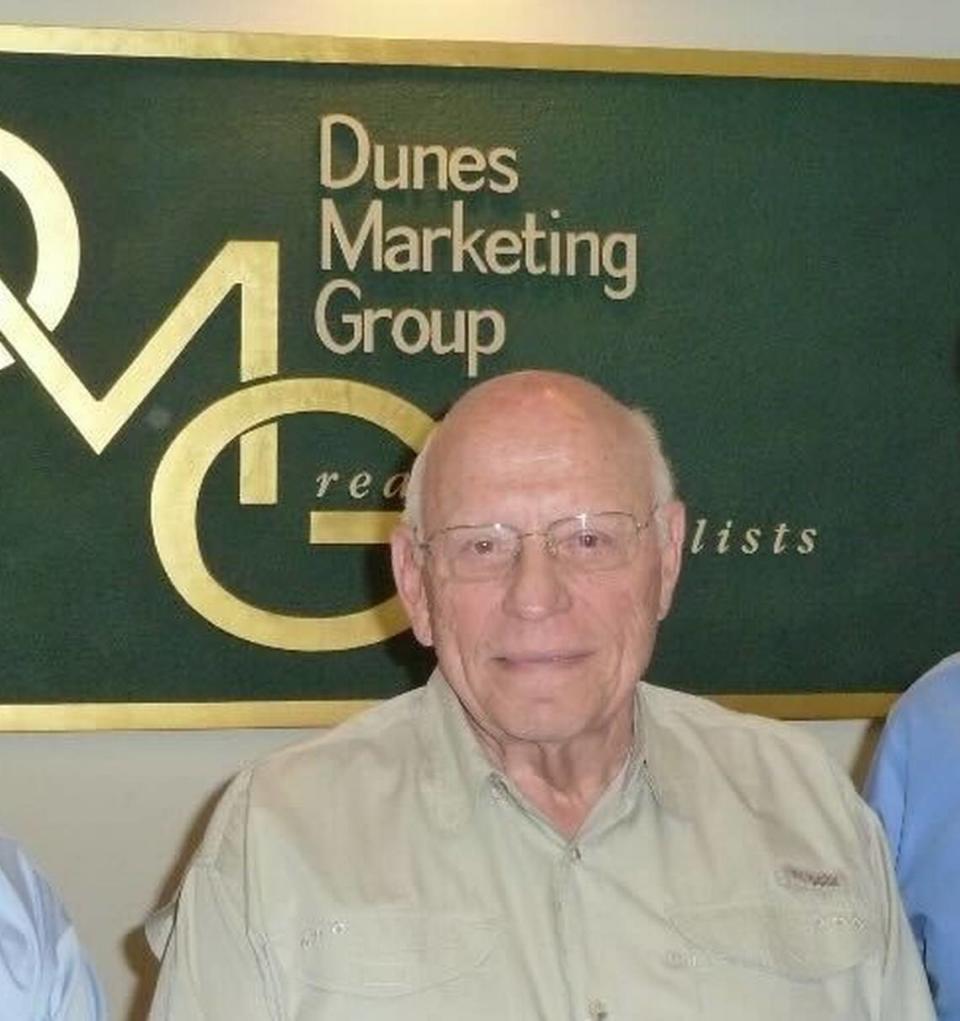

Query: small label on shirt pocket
[290,909,501,998]
[667,901,880,1019]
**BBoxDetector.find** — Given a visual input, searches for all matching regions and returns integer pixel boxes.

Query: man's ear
[390,523,434,647]
[656,500,686,621]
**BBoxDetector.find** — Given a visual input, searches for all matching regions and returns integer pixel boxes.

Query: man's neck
[470,712,635,839]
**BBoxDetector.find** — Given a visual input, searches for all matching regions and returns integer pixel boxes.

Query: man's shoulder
[890,652,960,724]
[250,685,427,785]
[185,687,429,872]
[641,682,853,808]
[642,681,833,756]
[873,652,960,774]
[641,684,880,890]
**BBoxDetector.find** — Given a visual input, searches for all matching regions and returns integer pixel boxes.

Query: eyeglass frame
[415,507,660,581]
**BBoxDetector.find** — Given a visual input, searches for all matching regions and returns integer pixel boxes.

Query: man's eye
[574,530,608,550]
[563,529,613,556]
[455,534,504,558]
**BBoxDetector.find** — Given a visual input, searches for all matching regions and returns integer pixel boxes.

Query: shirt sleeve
[0,836,107,1021]
[146,772,280,1021]
[863,710,908,868]
[862,665,960,1021]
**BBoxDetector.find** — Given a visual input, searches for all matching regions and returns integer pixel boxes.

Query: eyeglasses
[418,509,658,581]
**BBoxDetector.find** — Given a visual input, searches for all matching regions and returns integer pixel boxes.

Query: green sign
[1,29,959,724]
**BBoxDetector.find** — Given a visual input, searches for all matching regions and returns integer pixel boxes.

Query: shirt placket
[552,838,613,1021]
[488,772,616,1021]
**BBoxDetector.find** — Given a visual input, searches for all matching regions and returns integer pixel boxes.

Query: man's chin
[484,698,593,746]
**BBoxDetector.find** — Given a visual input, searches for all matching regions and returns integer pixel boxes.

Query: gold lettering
[151,378,434,651]
[0,126,79,342]
[0,241,279,504]
[309,511,399,545]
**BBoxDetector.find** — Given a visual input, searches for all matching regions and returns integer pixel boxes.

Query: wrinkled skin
[391,371,685,831]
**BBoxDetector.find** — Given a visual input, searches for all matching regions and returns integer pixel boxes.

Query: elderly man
[148,370,933,1020]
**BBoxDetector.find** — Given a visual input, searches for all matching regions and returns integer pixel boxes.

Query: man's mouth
[494,650,591,668]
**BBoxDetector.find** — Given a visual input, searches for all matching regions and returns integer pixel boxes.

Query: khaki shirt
[147,674,934,1021]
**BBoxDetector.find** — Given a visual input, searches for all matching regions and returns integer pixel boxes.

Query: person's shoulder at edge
[865,651,960,855]
[0,833,107,1020]
[885,652,960,727]
[866,652,960,791]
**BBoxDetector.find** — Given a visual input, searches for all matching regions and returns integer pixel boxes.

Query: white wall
[2,0,960,57]
[0,2,955,1018]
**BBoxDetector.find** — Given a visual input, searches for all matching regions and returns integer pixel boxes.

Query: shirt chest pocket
[668,900,881,1021]
[274,909,510,1021]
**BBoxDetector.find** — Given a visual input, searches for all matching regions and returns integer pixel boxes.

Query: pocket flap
[284,910,500,997]
[667,901,880,981]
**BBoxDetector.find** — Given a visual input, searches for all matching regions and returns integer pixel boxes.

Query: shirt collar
[415,670,496,831]
[415,670,690,831]
[636,681,696,819]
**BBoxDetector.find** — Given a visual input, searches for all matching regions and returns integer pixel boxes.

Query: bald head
[404,371,675,541]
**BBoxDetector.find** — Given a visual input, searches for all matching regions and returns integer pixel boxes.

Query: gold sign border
[0,693,897,731]
[0,23,959,84]
[0,25,937,728]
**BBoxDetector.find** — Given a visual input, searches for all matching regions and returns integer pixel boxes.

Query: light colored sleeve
[47,911,109,1021]
[0,836,107,1021]
[146,772,281,1021]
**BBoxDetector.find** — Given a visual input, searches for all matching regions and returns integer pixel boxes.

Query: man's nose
[501,534,571,619]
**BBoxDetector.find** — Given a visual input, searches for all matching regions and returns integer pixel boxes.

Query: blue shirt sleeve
[865,655,960,1021]
[0,835,107,1020]
[863,700,908,868]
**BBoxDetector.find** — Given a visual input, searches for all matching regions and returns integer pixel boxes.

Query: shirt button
[587,998,608,1020]
[489,776,509,800]
[567,844,582,863]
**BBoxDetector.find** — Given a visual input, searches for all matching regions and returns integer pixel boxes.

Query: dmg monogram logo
[0,126,433,651]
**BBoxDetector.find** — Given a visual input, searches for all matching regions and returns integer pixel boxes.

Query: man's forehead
[439,374,631,451]
[422,378,649,514]
[448,370,620,420]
